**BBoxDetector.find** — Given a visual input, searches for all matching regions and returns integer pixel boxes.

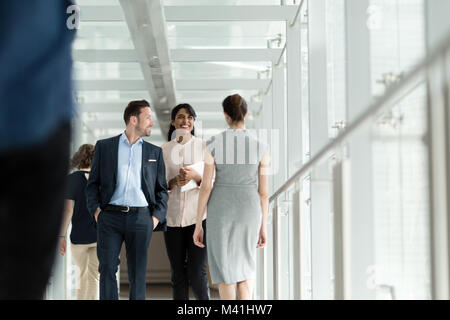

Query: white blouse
[161,136,208,227]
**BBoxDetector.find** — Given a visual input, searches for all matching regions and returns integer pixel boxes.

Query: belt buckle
[121,206,130,213]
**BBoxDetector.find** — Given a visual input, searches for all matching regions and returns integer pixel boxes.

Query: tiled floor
[119,283,220,300]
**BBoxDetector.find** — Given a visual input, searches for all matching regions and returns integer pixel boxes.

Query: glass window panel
[325,0,346,139]
[369,0,425,96]
[301,19,310,162]
[301,177,312,299]
[299,5,312,299]
[369,0,430,300]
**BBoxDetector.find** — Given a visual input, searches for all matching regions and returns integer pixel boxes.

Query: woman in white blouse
[161,103,210,300]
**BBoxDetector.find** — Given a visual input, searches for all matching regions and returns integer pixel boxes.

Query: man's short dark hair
[123,100,150,125]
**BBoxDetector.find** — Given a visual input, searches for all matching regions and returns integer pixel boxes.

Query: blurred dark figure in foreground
[0,1,75,299]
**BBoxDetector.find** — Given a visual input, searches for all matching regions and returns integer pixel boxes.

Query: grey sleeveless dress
[205,129,268,284]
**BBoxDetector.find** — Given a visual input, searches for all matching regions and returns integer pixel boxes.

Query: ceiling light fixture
[149,56,160,68]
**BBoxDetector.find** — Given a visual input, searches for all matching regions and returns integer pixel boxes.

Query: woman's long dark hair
[167,103,197,141]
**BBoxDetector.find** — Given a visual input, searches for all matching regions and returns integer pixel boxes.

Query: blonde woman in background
[59,144,99,300]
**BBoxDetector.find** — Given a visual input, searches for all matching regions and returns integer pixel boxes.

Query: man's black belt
[103,204,148,213]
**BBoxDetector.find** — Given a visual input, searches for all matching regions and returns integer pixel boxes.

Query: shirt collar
[121,131,143,146]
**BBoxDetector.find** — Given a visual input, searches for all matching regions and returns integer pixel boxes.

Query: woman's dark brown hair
[71,144,95,170]
[222,93,248,123]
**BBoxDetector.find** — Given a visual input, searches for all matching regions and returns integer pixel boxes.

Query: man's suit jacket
[86,134,168,232]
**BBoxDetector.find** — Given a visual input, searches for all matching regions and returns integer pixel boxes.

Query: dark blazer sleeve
[152,147,168,230]
[86,140,101,216]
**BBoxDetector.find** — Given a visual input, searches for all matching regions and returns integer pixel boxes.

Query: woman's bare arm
[257,150,270,248]
[193,149,215,248]
[58,199,74,255]
[60,199,74,236]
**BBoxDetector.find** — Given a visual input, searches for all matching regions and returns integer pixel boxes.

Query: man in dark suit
[86,100,168,300]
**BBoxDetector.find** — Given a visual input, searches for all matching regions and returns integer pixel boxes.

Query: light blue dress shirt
[109,132,149,207]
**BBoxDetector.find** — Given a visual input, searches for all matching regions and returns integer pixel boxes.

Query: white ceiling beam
[79,102,128,113]
[164,6,296,22]
[84,122,128,130]
[195,120,228,129]
[76,25,130,38]
[119,0,177,139]
[76,80,147,91]
[170,48,282,62]
[85,120,163,133]
[79,102,162,114]
[175,79,270,90]
[73,49,138,63]
[79,6,125,21]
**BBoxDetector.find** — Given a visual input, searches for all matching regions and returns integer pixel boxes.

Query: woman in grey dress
[193,94,270,300]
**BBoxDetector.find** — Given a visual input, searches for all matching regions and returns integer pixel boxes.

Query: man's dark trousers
[97,207,153,300]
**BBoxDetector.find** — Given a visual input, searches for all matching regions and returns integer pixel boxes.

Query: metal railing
[259,27,450,300]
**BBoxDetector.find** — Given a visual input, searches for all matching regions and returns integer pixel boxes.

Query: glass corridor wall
[253,0,450,300]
